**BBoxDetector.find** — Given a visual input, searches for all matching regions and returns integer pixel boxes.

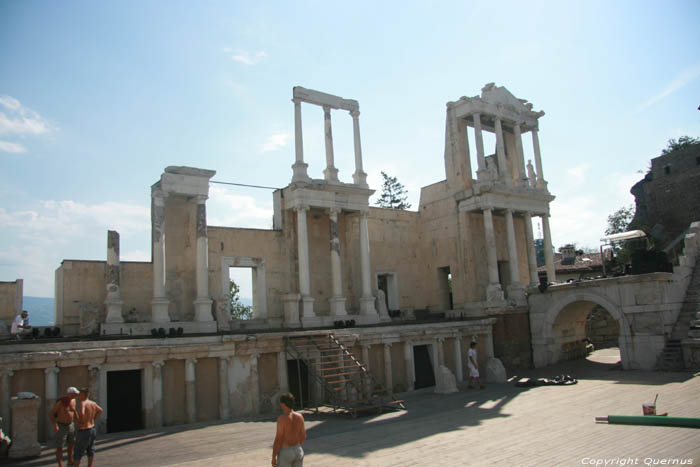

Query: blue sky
[1,0,699,297]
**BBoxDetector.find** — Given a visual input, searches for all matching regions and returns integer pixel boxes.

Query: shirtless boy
[48,386,79,467]
[70,388,103,467]
[272,393,306,467]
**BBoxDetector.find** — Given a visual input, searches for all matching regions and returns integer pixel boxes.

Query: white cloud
[207,185,273,228]
[566,164,590,183]
[638,63,700,112]
[0,140,26,153]
[260,132,291,153]
[229,50,267,65]
[121,249,150,262]
[0,95,54,136]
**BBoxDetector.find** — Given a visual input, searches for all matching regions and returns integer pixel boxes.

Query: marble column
[532,129,547,189]
[44,366,59,439]
[152,360,164,427]
[0,369,13,434]
[383,344,393,393]
[523,212,540,286]
[278,352,289,394]
[292,98,310,182]
[194,196,213,321]
[296,206,315,317]
[482,208,504,301]
[494,118,510,185]
[542,215,556,283]
[431,341,440,380]
[359,212,377,315]
[361,344,371,372]
[151,189,170,323]
[328,209,347,316]
[504,209,522,289]
[454,336,463,382]
[350,110,368,187]
[404,341,415,391]
[251,353,260,414]
[473,113,488,180]
[437,337,445,367]
[513,123,528,186]
[104,230,124,323]
[322,106,339,182]
[185,358,197,424]
[218,357,231,421]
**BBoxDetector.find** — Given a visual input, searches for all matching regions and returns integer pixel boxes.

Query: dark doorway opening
[107,370,143,433]
[413,345,436,389]
[287,359,310,409]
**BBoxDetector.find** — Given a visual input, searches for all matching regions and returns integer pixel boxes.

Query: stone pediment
[480,83,535,113]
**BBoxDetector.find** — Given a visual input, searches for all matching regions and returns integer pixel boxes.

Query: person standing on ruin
[272,393,306,467]
[49,386,79,467]
[10,310,31,339]
[467,341,485,389]
[70,388,103,467]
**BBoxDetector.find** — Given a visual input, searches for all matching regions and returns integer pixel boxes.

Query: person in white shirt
[467,341,485,389]
[10,310,31,339]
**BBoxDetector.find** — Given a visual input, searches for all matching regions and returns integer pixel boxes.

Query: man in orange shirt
[48,386,79,467]
[70,388,103,467]
[272,393,306,467]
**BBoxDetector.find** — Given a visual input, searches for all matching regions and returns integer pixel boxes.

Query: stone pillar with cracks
[104,230,124,323]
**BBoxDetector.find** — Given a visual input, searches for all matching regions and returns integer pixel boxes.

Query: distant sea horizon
[21,296,253,327]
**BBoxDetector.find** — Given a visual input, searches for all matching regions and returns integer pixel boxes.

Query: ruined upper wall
[0,278,22,324]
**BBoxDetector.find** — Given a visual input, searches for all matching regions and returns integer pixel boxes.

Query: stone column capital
[383,342,392,349]
[437,337,446,343]
[296,204,310,213]
[0,369,14,378]
[186,358,198,366]
[322,104,331,114]
[292,98,302,105]
[151,360,165,369]
[193,194,208,204]
[328,207,341,216]
[350,109,360,118]
[44,365,60,376]
[88,364,102,373]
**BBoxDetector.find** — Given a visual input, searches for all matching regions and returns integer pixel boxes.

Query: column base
[104,299,124,323]
[360,296,377,315]
[486,284,504,302]
[329,297,347,316]
[282,294,301,328]
[194,298,214,322]
[352,170,368,187]
[506,284,527,305]
[301,295,315,318]
[151,298,170,323]
[323,167,340,183]
[292,162,310,182]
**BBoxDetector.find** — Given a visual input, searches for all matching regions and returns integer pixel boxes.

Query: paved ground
[5,349,700,466]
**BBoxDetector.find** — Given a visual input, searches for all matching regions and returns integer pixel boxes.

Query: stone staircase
[658,224,700,370]
[285,334,405,417]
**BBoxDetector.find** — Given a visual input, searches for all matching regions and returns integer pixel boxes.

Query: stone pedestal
[486,357,507,383]
[434,366,458,394]
[9,396,41,459]
[104,298,124,323]
[194,298,214,322]
[282,294,301,328]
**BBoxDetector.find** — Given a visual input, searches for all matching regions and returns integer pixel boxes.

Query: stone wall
[586,305,620,349]
[0,279,22,325]
[492,311,532,369]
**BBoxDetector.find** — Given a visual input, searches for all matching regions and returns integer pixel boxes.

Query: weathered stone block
[434,365,458,394]
[486,357,507,383]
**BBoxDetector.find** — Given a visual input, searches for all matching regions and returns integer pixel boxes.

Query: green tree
[605,205,635,236]
[660,135,700,156]
[376,171,411,209]
[229,280,252,320]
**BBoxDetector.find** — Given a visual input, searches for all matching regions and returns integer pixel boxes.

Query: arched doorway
[537,292,629,368]
[585,306,620,351]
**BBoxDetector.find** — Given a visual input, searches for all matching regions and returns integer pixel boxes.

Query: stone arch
[541,291,631,366]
